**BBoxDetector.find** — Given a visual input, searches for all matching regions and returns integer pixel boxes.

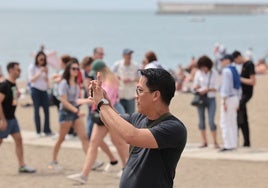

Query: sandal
[214,143,220,149]
[198,143,208,148]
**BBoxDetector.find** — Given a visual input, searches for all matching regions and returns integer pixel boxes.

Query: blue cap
[123,48,133,55]
[220,54,233,62]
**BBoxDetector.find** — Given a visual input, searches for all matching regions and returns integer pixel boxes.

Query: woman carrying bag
[192,55,220,148]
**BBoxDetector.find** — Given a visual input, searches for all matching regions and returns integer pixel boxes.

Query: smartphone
[90,88,93,97]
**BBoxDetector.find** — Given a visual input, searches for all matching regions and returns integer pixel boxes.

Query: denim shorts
[0,118,20,139]
[59,109,79,123]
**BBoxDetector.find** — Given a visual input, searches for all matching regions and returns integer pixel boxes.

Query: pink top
[92,82,119,111]
[102,82,119,106]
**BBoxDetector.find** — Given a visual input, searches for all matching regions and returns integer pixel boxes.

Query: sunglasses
[71,67,79,71]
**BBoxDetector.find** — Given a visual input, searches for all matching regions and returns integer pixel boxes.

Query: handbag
[191,92,207,107]
[91,109,104,126]
[191,71,212,107]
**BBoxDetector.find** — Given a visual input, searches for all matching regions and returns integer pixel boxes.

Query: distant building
[157,2,268,14]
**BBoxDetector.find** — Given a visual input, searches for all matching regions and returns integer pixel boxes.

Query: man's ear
[152,90,160,101]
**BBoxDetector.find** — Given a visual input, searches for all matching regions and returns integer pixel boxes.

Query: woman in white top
[193,55,219,148]
[28,51,52,136]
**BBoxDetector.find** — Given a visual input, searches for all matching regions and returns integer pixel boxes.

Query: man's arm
[0,93,7,131]
[241,74,256,86]
[100,105,158,148]
[90,72,158,148]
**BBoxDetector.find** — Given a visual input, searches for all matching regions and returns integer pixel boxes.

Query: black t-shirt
[241,60,255,98]
[120,113,187,188]
[0,80,17,119]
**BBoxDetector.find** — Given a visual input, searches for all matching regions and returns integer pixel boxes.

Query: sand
[0,75,268,188]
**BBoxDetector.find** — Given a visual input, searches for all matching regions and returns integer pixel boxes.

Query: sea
[1,9,268,79]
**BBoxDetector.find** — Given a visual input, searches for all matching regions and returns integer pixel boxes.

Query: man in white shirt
[112,49,139,114]
[219,54,241,152]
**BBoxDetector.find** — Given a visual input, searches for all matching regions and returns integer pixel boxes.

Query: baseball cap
[220,54,233,62]
[123,48,133,55]
[89,59,106,77]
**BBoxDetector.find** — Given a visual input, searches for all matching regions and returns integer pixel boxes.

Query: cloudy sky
[0,0,267,10]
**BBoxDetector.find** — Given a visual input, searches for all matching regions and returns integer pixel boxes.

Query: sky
[0,0,268,11]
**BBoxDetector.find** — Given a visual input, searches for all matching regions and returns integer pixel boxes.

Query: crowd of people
[189,50,256,152]
[0,46,188,187]
[0,44,260,186]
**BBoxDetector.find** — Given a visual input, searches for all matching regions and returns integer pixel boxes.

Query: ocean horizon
[1,9,268,79]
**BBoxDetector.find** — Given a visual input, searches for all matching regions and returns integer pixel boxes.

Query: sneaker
[65,134,72,140]
[36,133,41,138]
[48,161,63,170]
[45,132,55,137]
[103,161,118,173]
[219,148,234,152]
[91,161,104,171]
[19,165,36,173]
[67,173,87,184]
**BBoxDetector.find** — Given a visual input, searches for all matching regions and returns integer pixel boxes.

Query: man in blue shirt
[219,55,241,151]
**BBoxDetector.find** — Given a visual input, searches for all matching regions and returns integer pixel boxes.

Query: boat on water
[157,2,268,15]
[189,16,205,22]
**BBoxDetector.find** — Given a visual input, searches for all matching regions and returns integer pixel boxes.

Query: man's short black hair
[7,62,19,72]
[139,68,175,105]
[232,50,242,59]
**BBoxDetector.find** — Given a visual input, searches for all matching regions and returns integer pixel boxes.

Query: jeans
[120,98,135,114]
[59,108,79,123]
[0,118,20,138]
[31,87,51,134]
[114,101,126,114]
[197,97,217,131]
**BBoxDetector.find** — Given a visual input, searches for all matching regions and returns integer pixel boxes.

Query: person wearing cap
[67,60,129,184]
[219,54,242,152]
[232,50,256,147]
[112,48,139,114]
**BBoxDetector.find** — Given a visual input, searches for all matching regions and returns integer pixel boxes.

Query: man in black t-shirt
[87,68,187,188]
[232,51,256,147]
[0,62,36,173]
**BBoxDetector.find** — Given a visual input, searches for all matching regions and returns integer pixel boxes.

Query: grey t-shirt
[58,79,79,110]
[120,113,187,188]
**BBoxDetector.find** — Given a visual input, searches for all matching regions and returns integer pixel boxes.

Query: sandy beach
[1,75,268,188]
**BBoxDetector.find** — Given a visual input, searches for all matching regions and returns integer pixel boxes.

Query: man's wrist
[97,98,109,111]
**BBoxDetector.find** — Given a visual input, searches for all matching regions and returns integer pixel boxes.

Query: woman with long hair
[28,51,52,136]
[48,60,89,169]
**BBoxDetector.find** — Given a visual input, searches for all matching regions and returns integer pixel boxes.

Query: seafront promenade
[6,130,268,163]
